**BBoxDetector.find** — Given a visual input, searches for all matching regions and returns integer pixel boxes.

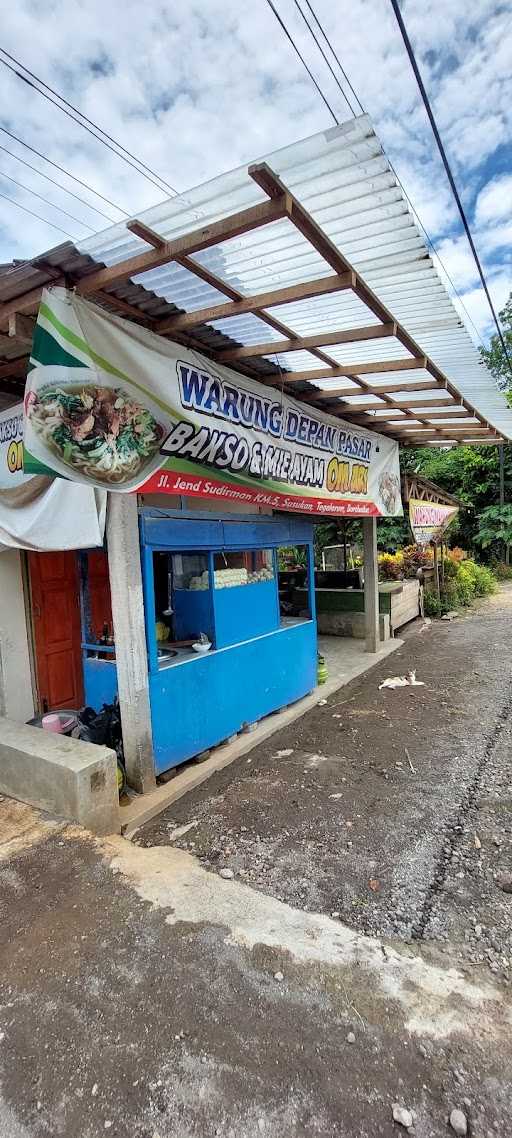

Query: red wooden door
[87,551,112,642]
[28,551,84,712]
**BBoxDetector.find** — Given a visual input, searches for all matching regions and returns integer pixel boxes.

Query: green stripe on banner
[31,324,90,370]
[22,446,63,478]
[38,301,180,417]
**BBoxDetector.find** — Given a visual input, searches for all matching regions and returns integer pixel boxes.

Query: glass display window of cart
[152,550,215,664]
[212,548,279,648]
[277,545,311,623]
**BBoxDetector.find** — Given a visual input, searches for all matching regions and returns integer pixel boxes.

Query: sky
[0,0,510,345]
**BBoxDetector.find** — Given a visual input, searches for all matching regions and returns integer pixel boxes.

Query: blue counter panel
[84,657,118,710]
[149,621,316,774]
[213,580,279,648]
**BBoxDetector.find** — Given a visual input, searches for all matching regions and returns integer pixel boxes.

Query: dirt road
[1,588,511,1137]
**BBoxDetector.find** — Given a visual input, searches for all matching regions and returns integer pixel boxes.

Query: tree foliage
[401,444,512,552]
[480,293,512,397]
[475,504,512,549]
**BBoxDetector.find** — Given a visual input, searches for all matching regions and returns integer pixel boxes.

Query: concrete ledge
[317,610,390,640]
[0,718,120,836]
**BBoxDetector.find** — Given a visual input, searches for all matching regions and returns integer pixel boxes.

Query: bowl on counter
[192,640,212,654]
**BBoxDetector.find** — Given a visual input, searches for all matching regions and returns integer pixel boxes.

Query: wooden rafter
[76,197,290,297]
[8,313,35,346]
[156,272,355,333]
[216,323,397,362]
[0,161,505,445]
[124,217,449,441]
[335,396,456,414]
[248,162,494,438]
[346,414,478,431]
[397,428,497,440]
[0,356,28,379]
[286,380,446,403]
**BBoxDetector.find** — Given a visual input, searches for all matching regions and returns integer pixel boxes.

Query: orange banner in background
[409,498,458,545]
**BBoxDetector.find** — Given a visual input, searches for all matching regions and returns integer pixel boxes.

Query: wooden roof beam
[0,356,28,379]
[354,409,478,424]
[415,438,501,447]
[8,313,35,347]
[396,427,498,439]
[76,196,290,297]
[338,396,456,413]
[249,162,489,431]
[285,380,446,403]
[216,322,397,362]
[126,219,349,367]
[156,272,355,334]
[345,411,478,429]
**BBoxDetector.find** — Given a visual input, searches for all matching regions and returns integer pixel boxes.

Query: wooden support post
[363,517,380,654]
[433,542,440,599]
[440,540,445,591]
[106,494,156,795]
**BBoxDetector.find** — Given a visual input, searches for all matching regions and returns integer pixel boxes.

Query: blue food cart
[80,510,317,775]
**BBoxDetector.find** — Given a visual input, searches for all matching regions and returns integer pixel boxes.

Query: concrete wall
[0,717,120,836]
[316,610,390,641]
[0,550,35,722]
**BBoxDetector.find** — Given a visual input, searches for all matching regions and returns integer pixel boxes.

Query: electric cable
[0,188,78,238]
[291,0,356,116]
[263,0,339,124]
[0,139,118,222]
[282,0,486,345]
[389,0,512,374]
[0,47,179,197]
[301,0,365,114]
[0,167,96,229]
[0,127,129,217]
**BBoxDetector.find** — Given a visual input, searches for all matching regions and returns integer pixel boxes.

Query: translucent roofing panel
[78,114,512,440]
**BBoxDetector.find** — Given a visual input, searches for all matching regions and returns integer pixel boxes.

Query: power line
[0,139,118,223]
[0,188,77,238]
[300,0,365,114]
[281,0,487,346]
[0,167,95,230]
[0,127,129,217]
[0,47,179,198]
[389,0,512,375]
[263,0,339,124]
[291,0,356,116]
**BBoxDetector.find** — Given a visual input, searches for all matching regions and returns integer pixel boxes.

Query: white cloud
[453,270,512,343]
[476,174,512,226]
[0,0,509,350]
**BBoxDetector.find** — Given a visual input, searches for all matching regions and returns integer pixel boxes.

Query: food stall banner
[0,401,106,551]
[0,402,24,488]
[23,288,403,518]
[409,498,458,545]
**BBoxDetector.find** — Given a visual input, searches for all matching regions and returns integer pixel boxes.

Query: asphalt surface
[1,588,511,1137]
[140,587,512,963]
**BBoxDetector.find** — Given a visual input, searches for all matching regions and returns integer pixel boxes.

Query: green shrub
[424,559,496,616]
[457,559,496,599]
[442,557,458,579]
[455,562,476,605]
[424,590,443,617]
[441,579,459,609]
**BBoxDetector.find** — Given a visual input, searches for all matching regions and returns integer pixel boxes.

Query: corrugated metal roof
[76,114,512,443]
[0,114,509,444]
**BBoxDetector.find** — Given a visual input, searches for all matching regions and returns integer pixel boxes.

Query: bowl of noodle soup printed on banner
[378,470,401,515]
[26,367,174,490]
